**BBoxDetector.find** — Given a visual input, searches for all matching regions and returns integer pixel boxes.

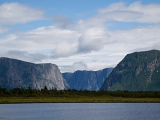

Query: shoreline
[1,96,160,104]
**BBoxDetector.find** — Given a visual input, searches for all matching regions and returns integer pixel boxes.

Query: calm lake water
[0,103,160,120]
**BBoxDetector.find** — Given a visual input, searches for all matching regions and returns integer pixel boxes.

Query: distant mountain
[62,72,73,82]
[101,50,160,91]
[0,57,69,90]
[63,68,113,91]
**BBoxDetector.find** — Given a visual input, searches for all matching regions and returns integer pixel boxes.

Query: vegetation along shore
[0,87,160,103]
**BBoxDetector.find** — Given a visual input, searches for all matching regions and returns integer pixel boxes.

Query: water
[0,103,160,120]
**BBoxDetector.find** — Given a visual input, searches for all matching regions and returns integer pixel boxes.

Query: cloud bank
[0,2,44,25]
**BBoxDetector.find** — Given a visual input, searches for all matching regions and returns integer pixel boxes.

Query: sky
[0,0,160,73]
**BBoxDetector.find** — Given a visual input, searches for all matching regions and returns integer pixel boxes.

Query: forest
[0,86,160,98]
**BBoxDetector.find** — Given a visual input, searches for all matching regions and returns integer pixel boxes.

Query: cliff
[63,68,113,91]
[101,50,160,91]
[0,57,69,90]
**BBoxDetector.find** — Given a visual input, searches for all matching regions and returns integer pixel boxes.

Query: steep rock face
[62,73,73,81]
[101,50,160,91]
[63,68,113,91]
[0,57,69,90]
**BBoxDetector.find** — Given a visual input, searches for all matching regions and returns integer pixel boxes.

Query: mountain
[63,68,113,91]
[101,50,160,91]
[62,72,73,82]
[0,57,69,90]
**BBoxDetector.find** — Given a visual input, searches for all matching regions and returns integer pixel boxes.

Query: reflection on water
[0,103,160,120]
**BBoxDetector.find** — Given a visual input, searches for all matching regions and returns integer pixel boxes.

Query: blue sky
[1,0,160,32]
[0,0,160,72]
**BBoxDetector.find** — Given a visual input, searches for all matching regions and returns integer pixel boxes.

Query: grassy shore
[1,95,160,104]
[1,88,160,103]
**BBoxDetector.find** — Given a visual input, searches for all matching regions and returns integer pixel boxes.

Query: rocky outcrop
[147,58,160,83]
[101,50,160,91]
[0,57,69,90]
[63,68,113,91]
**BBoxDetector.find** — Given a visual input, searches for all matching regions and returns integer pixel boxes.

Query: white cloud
[0,25,82,62]
[59,61,88,73]
[110,25,160,46]
[0,50,47,62]
[0,2,45,25]
[0,26,9,34]
[78,27,110,53]
[0,26,80,52]
[52,15,74,29]
[97,1,160,23]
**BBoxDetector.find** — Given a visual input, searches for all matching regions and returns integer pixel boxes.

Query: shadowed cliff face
[101,50,160,91]
[63,68,113,91]
[0,57,69,90]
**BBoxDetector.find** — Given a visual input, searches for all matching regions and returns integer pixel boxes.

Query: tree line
[0,86,160,98]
